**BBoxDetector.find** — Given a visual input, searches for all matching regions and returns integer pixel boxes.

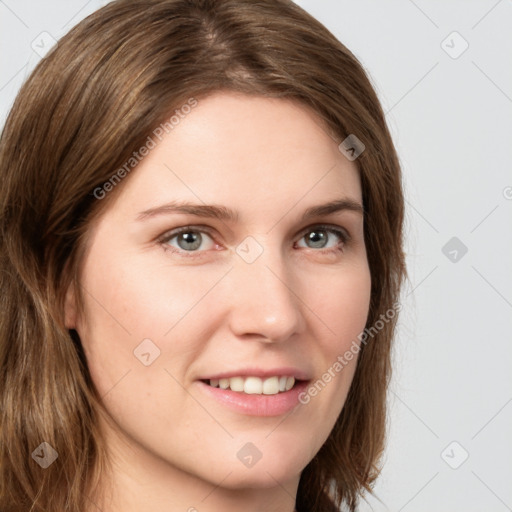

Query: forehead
[101,91,362,222]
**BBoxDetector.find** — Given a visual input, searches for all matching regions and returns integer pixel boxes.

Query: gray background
[1,1,511,510]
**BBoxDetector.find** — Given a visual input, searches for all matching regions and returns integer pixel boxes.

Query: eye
[295,225,349,252]
[157,224,350,258]
[159,227,217,254]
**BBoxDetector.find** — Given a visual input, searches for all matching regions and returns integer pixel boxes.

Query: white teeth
[262,376,279,395]
[244,377,262,394]
[207,375,296,394]
[229,376,244,392]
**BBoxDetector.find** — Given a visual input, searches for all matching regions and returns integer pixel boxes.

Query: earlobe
[64,283,77,329]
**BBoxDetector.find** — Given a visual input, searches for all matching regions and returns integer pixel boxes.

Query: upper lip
[199,367,311,381]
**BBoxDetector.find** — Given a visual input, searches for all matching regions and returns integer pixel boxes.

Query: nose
[225,245,306,343]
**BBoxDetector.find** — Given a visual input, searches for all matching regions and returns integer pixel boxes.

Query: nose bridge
[226,236,305,342]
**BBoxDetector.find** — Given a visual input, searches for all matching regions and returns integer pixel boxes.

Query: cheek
[309,260,372,353]
[297,261,371,426]
[75,248,230,390]
[75,250,229,451]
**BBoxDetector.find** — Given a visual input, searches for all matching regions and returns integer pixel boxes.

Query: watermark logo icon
[441,31,469,59]
[31,32,57,59]
[31,442,58,469]
[237,442,262,468]
[442,236,468,263]
[236,236,264,264]
[441,441,469,469]
[338,134,365,161]
[134,338,161,366]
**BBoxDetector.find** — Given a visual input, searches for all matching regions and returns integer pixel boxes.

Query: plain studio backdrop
[1,1,511,511]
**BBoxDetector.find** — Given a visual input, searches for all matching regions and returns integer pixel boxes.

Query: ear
[64,282,78,329]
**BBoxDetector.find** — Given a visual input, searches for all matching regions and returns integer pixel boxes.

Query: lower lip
[197,380,309,417]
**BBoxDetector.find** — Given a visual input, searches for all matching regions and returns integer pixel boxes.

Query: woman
[0,1,407,511]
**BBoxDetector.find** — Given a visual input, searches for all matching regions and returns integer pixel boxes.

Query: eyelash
[157,224,350,259]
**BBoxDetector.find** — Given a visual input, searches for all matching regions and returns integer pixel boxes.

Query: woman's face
[68,91,371,495]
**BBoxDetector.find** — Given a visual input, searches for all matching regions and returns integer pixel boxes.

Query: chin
[201,448,309,490]
[221,463,303,490]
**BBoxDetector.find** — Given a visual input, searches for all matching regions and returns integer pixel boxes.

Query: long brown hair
[0,1,407,510]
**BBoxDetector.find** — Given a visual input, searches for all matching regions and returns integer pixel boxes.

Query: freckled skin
[67,91,372,512]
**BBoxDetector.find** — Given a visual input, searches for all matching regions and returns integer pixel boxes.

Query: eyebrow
[136,198,364,223]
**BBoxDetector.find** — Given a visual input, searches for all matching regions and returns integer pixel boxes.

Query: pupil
[178,232,201,250]
[308,230,326,248]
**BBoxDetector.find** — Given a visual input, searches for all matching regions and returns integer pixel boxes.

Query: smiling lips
[198,367,311,415]
[199,376,309,417]
[207,375,296,395]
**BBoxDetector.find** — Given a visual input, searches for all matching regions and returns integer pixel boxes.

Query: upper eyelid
[296,223,350,242]
[157,224,216,243]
